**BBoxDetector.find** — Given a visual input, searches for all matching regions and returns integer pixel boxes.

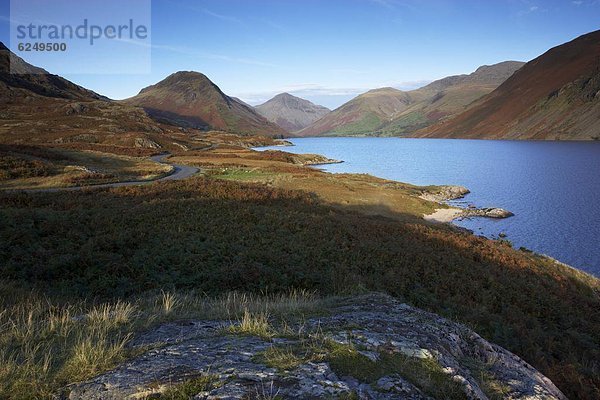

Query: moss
[462,357,512,400]
[256,341,467,399]
[325,343,467,400]
[160,375,218,399]
[253,345,304,371]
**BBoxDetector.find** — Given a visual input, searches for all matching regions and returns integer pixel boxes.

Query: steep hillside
[0,42,177,152]
[255,92,330,132]
[418,30,600,140]
[298,62,523,137]
[0,42,106,101]
[124,71,287,136]
[383,61,524,134]
[298,87,413,136]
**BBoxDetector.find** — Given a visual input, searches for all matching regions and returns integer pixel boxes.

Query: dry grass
[228,309,274,338]
[0,146,172,190]
[0,288,324,399]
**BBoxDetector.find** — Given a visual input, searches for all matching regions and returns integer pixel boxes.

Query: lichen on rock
[64,294,565,400]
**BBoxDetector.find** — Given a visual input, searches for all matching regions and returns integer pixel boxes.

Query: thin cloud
[201,9,241,23]
[117,39,277,67]
[167,0,243,24]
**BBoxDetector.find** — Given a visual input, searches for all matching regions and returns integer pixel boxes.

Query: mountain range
[1,30,599,142]
[255,92,330,132]
[297,61,525,136]
[417,30,600,140]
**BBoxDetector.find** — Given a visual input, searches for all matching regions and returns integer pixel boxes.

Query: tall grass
[1,177,599,398]
[0,289,323,399]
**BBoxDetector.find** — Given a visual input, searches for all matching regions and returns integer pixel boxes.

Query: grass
[159,375,218,399]
[0,155,52,180]
[0,145,171,190]
[212,168,280,182]
[325,343,467,400]
[227,309,274,338]
[0,289,323,399]
[255,345,304,371]
[0,175,599,399]
[255,339,467,399]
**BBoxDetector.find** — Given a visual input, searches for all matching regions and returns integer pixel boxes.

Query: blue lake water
[258,137,600,277]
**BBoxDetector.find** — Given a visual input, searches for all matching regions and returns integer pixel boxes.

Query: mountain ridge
[298,61,524,136]
[416,30,600,140]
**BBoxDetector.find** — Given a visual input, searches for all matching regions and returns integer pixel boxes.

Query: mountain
[298,61,524,137]
[0,42,105,101]
[298,87,413,136]
[418,30,600,140]
[123,71,286,136]
[0,42,168,149]
[382,61,525,134]
[255,93,330,132]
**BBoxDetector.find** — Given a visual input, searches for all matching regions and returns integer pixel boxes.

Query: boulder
[64,293,564,400]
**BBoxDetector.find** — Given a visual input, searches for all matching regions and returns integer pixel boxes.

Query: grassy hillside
[0,176,598,399]
[297,62,524,137]
[297,88,413,136]
[123,71,286,137]
[419,30,600,140]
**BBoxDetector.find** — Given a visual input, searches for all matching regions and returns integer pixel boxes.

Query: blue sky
[1,0,599,109]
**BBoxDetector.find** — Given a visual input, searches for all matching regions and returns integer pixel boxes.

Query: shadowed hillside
[123,71,287,136]
[0,177,598,398]
[0,43,186,152]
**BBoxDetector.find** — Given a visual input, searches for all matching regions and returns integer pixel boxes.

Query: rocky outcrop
[462,207,514,219]
[297,153,343,166]
[421,186,513,221]
[134,137,162,149]
[420,185,470,202]
[64,293,564,400]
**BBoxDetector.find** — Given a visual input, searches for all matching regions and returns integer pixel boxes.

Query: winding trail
[20,153,199,192]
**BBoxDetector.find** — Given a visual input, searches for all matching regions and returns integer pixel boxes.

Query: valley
[1,22,600,400]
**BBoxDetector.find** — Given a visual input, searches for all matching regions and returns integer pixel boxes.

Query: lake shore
[423,207,464,223]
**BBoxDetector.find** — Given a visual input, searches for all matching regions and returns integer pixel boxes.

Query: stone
[134,137,162,149]
[64,293,566,400]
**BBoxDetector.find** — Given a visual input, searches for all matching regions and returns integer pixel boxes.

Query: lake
[258,137,600,277]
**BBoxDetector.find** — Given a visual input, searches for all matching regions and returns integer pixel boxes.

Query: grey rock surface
[420,185,471,202]
[65,294,565,400]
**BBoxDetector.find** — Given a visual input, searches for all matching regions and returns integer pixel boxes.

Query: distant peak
[273,92,298,100]
[166,71,210,81]
[365,87,403,94]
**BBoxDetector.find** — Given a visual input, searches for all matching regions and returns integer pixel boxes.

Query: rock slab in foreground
[65,294,565,400]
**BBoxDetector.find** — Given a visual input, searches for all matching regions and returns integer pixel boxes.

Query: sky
[1,0,599,109]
